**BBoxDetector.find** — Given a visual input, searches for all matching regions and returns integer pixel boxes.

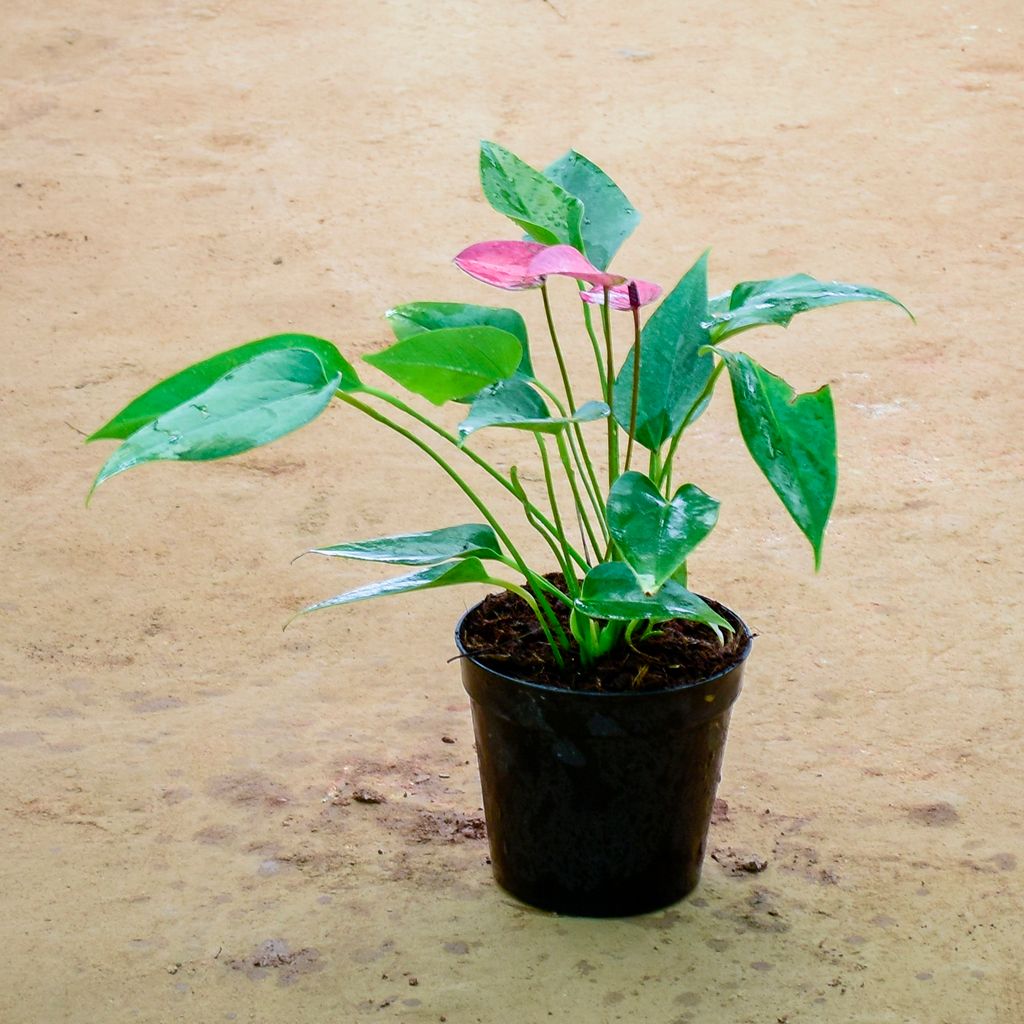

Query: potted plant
[87,142,910,917]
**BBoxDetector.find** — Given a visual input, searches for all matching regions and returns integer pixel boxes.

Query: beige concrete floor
[2,0,1022,1021]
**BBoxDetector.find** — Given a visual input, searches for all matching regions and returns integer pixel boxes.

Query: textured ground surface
[2,1,1022,1021]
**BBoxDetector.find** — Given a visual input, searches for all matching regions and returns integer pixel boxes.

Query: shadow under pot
[456,599,752,918]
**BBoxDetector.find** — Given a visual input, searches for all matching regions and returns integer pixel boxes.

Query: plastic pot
[456,602,752,917]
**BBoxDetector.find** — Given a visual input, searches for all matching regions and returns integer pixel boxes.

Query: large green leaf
[458,379,608,441]
[363,325,522,405]
[613,251,713,450]
[90,347,343,494]
[385,302,534,380]
[605,472,719,592]
[575,562,731,637]
[479,141,584,250]
[542,150,640,270]
[89,334,359,442]
[718,349,837,568]
[308,524,502,565]
[707,273,912,342]
[300,558,491,615]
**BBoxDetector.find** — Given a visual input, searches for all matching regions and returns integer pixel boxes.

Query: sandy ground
[2,0,1022,1021]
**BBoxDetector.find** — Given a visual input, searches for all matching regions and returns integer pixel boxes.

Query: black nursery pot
[456,604,752,918]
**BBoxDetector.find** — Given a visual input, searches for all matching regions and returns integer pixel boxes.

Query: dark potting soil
[459,576,751,694]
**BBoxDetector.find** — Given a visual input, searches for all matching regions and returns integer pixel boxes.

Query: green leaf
[718,349,837,568]
[458,379,608,441]
[385,301,534,381]
[363,325,522,405]
[479,141,584,250]
[300,558,491,615]
[542,150,640,270]
[707,273,912,342]
[308,524,502,565]
[613,251,714,450]
[90,347,343,494]
[606,472,719,591]
[89,334,360,441]
[575,562,732,638]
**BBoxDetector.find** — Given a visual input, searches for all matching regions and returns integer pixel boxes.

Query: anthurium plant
[88,142,910,673]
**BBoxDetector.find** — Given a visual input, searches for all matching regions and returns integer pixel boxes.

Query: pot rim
[454,595,754,701]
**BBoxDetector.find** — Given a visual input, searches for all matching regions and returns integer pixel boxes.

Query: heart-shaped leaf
[542,149,640,270]
[458,379,608,441]
[613,251,713,450]
[575,562,732,638]
[385,302,533,381]
[479,141,584,250]
[606,472,720,592]
[363,325,522,405]
[718,349,837,568]
[300,558,491,615]
[90,346,343,495]
[707,273,912,341]
[308,524,502,565]
[89,334,359,442]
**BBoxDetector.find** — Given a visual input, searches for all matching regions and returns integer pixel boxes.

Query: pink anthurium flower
[453,240,547,290]
[581,279,663,310]
[527,244,625,289]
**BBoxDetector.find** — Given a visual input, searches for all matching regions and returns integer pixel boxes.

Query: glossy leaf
[453,240,546,290]
[542,149,640,270]
[581,279,662,310]
[707,273,912,341]
[606,472,719,591]
[309,524,502,565]
[479,141,584,250]
[528,244,624,288]
[89,334,359,442]
[385,301,533,381]
[363,325,522,405]
[300,558,491,615]
[718,349,837,568]
[575,562,732,637]
[90,347,343,494]
[458,379,608,441]
[613,251,713,450]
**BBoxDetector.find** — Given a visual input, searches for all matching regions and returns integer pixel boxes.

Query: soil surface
[459,579,750,691]
[2,1,1022,1022]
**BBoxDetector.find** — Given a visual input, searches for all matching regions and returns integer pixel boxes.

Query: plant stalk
[622,286,642,475]
[336,392,570,659]
[600,288,619,487]
[363,385,589,572]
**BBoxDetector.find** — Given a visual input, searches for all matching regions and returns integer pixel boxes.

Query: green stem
[336,392,569,655]
[495,554,574,607]
[506,464,582,577]
[363,385,588,572]
[648,447,662,482]
[534,435,578,596]
[580,296,608,397]
[540,282,580,417]
[481,576,567,666]
[538,284,607,536]
[657,360,726,494]
[532,381,607,545]
[622,297,642,475]
[600,288,619,488]
[555,432,602,560]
